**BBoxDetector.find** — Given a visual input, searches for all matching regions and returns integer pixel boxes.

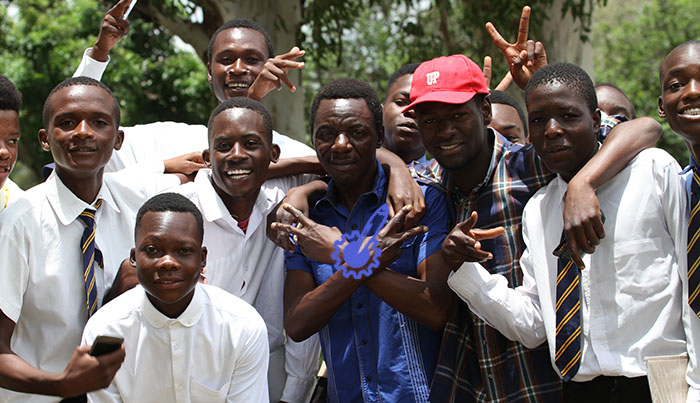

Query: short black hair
[42,77,120,128]
[0,75,22,113]
[525,62,597,114]
[489,90,528,137]
[659,40,700,82]
[309,78,383,137]
[135,193,204,242]
[207,19,275,64]
[207,96,273,142]
[385,62,421,101]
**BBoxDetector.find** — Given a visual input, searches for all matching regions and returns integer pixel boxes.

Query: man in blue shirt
[282,78,452,402]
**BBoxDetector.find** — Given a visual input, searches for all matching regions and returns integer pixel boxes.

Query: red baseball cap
[403,54,489,113]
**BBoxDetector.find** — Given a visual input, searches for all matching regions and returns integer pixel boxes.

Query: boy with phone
[81,192,269,402]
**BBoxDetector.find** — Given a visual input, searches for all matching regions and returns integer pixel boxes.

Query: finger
[515,5,531,45]
[282,203,313,226]
[565,229,586,269]
[485,22,510,52]
[526,40,535,65]
[278,46,305,60]
[278,71,296,92]
[382,205,412,235]
[472,226,505,240]
[534,41,548,66]
[109,0,133,19]
[483,56,492,89]
[270,58,305,70]
[514,49,527,67]
[454,211,479,233]
[395,225,427,244]
[582,220,601,248]
[592,216,605,239]
[495,72,512,91]
[386,199,396,219]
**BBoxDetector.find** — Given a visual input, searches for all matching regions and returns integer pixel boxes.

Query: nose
[544,118,562,138]
[227,142,248,161]
[403,108,416,119]
[73,120,93,139]
[0,145,9,160]
[684,79,700,100]
[156,253,179,271]
[229,58,247,75]
[331,133,352,153]
[437,118,458,138]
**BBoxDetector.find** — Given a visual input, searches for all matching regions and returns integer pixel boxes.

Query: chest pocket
[190,378,228,401]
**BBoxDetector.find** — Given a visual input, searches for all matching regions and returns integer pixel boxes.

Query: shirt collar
[45,171,118,226]
[141,283,204,328]
[318,159,386,210]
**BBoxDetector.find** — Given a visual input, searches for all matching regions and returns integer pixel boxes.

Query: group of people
[0,1,698,402]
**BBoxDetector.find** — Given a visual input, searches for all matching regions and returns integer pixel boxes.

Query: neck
[56,169,104,204]
[211,180,257,221]
[561,143,599,182]
[336,163,378,211]
[689,143,700,169]
[451,132,493,195]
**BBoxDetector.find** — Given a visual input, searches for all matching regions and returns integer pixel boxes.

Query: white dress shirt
[447,148,700,398]
[0,177,24,212]
[175,170,320,402]
[73,48,316,174]
[0,170,179,402]
[82,283,269,403]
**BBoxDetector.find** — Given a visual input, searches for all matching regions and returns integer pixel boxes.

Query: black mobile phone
[89,335,124,356]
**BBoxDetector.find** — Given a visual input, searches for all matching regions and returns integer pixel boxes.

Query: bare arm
[376,148,426,227]
[88,0,132,62]
[267,156,326,179]
[564,116,663,267]
[0,311,124,397]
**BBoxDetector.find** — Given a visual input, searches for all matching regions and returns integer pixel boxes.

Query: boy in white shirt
[82,192,269,402]
[0,77,179,402]
[0,74,24,211]
[444,63,698,402]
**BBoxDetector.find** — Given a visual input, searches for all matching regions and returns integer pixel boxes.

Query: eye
[246,56,262,64]
[314,129,333,141]
[394,98,409,107]
[179,247,193,255]
[57,119,76,129]
[215,142,232,152]
[8,138,19,145]
[143,245,158,254]
[351,128,367,137]
[668,81,683,91]
[217,56,233,65]
[244,139,261,148]
[452,112,466,119]
[423,118,436,125]
[94,119,109,127]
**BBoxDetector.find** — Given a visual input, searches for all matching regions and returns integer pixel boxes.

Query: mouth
[680,106,700,117]
[543,144,570,155]
[224,168,252,180]
[153,277,184,289]
[396,122,419,135]
[438,143,460,151]
[225,81,251,92]
[68,145,97,152]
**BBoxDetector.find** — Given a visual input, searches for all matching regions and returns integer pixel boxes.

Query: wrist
[89,44,110,62]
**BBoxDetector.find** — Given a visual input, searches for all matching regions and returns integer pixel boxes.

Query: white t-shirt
[82,284,269,402]
[0,170,179,402]
[0,177,24,213]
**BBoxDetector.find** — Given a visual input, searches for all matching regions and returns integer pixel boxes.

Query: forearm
[268,156,325,178]
[0,353,64,396]
[284,271,364,342]
[376,147,406,170]
[573,117,661,189]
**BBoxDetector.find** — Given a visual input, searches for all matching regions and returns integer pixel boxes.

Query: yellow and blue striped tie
[688,170,700,317]
[78,199,103,318]
[554,232,582,381]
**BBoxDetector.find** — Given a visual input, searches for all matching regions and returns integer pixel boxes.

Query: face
[208,28,269,103]
[527,80,600,182]
[203,108,279,207]
[489,103,528,144]
[383,74,424,162]
[39,85,123,181]
[313,98,382,186]
[132,211,206,318]
[0,110,20,188]
[596,86,634,120]
[415,97,491,171]
[658,44,700,144]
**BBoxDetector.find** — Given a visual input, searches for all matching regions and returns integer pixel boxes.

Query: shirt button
[351,224,358,230]
[356,302,363,309]
[365,376,371,383]
[360,339,367,346]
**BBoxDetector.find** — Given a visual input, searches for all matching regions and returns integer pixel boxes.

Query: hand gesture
[247,47,305,102]
[373,205,428,268]
[91,0,133,62]
[562,180,605,269]
[386,165,426,230]
[485,6,547,89]
[164,151,206,176]
[483,56,514,91]
[270,203,342,263]
[441,212,505,269]
[59,345,125,397]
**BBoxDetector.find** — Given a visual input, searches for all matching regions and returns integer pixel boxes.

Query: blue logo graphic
[332,204,389,279]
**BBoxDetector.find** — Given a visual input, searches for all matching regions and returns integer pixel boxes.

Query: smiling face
[489,103,528,144]
[383,74,424,163]
[207,27,269,103]
[0,110,19,188]
[203,107,279,216]
[132,211,206,318]
[527,80,600,182]
[313,98,382,190]
[39,85,123,184]
[414,97,491,172]
[659,43,700,145]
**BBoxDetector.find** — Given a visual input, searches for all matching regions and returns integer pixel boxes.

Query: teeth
[682,107,700,116]
[227,82,249,89]
[226,169,251,177]
[440,144,458,150]
[158,280,176,284]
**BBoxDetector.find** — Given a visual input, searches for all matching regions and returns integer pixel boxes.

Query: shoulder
[0,182,50,229]
[123,121,206,136]
[628,147,681,171]
[272,130,315,158]
[201,284,265,327]
[83,287,143,335]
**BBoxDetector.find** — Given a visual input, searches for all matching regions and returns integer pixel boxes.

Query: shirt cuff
[448,261,492,299]
[73,48,110,80]
[280,375,316,403]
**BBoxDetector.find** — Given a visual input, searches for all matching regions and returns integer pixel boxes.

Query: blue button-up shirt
[285,163,449,403]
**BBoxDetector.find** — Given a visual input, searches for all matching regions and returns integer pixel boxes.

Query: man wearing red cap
[404,54,663,402]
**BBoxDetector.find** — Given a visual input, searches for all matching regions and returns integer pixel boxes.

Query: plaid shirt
[415,119,619,402]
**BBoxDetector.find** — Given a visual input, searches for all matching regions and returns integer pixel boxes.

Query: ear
[207,63,213,85]
[658,96,667,119]
[593,108,601,133]
[129,248,137,268]
[481,95,493,125]
[270,144,281,163]
[202,149,211,166]
[114,129,124,151]
[38,129,50,151]
[376,125,385,148]
[200,246,208,268]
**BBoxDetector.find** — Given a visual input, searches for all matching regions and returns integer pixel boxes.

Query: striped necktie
[553,232,582,381]
[78,199,103,318]
[688,169,700,317]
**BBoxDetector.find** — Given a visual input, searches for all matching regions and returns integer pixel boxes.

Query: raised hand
[90,0,133,62]
[247,47,306,102]
[483,56,514,91]
[270,203,342,263]
[485,5,547,89]
[373,205,427,269]
[441,211,505,269]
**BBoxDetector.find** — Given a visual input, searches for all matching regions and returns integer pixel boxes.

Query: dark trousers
[563,375,652,403]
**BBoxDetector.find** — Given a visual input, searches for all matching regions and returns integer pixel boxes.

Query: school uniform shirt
[285,164,450,403]
[0,170,179,403]
[448,148,700,398]
[175,169,320,402]
[0,177,23,213]
[74,48,316,173]
[82,283,269,403]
